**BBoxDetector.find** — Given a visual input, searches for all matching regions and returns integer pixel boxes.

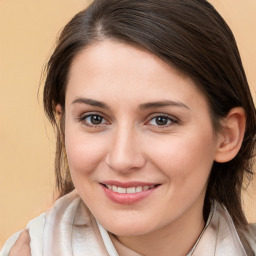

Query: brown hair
[43,0,256,231]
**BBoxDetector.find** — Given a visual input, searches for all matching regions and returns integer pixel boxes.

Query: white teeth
[135,186,143,193]
[118,187,127,193]
[143,186,150,191]
[106,185,155,194]
[127,187,136,193]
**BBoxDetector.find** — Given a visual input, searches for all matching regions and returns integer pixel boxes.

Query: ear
[55,104,65,142]
[55,104,63,121]
[214,107,246,163]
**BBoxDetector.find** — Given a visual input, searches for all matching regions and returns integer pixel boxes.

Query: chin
[101,219,154,237]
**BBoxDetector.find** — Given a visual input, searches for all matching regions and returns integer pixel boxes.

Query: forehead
[66,39,208,110]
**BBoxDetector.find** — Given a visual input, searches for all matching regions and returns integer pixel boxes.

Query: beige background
[0,0,255,248]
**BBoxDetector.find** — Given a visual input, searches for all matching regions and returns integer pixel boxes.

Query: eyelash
[78,113,178,129]
[146,114,178,128]
[78,113,109,127]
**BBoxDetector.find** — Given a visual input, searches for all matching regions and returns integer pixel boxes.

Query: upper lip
[100,180,160,188]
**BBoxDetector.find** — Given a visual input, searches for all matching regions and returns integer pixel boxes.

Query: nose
[105,126,146,173]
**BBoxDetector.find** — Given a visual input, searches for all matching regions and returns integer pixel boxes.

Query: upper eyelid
[79,111,109,121]
[78,114,109,127]
[147,113,178,121]
[77,111,179,123]
[145,114,179,127]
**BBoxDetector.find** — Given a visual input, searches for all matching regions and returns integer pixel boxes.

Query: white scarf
[1,190,255,256]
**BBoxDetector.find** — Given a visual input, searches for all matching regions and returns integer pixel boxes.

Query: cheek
[65,131,108,177]
[147,129,216,184]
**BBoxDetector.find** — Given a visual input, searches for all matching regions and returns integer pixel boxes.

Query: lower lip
[101,185,158,205]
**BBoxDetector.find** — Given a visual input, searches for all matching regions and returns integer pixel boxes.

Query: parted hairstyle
[43,0,256,231]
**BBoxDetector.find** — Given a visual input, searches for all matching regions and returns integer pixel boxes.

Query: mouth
[101,184,158,194]
[100,182,160,204]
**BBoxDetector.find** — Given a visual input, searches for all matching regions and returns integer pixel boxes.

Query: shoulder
[0,230,23,256]
[212,201,256,255]
[1,190,81,256]
[0,213,45,256]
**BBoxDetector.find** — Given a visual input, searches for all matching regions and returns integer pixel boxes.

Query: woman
[1,0,256,255]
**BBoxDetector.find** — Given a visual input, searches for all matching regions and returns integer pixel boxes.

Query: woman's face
[64,40,220,237]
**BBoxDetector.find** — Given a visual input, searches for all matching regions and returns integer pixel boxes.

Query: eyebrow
[72,98,189,111]
[139,100,189,110]
[72,98,110,109]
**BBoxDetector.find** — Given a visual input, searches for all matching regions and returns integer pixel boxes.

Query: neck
[115,200,206,256]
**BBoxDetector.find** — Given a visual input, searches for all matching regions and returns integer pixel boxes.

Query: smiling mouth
[101,184,159,194]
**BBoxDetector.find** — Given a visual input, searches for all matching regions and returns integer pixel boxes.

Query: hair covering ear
[55,104,63,117]
[214,107,246,163]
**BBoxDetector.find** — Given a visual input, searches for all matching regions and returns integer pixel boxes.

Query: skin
[10,40,245,256]
[64,40,222,256]
[9,230,31,256]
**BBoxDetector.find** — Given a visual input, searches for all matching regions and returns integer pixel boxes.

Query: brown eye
[81,114,107,126]
[155,116,169,126]
[148,115,177,127]
[89,115,103,125]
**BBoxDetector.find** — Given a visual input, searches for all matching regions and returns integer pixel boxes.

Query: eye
[80,114,108,127]
[147,115,177,127]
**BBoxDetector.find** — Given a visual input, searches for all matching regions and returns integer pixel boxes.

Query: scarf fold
[1,190,255,256]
